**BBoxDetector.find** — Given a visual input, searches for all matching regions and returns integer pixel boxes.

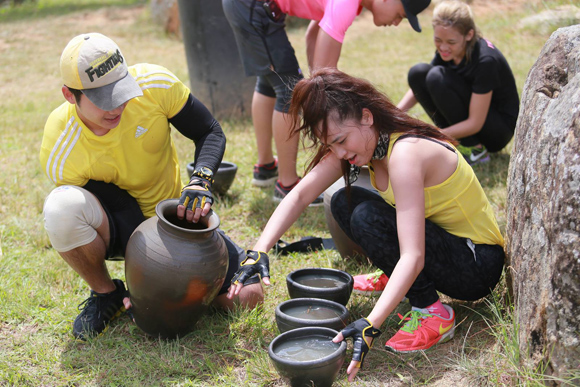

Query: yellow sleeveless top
[368,133,504,246]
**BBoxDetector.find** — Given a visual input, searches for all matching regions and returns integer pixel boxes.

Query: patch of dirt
[73,5,144,27]
[0,5,145,52]
[0,322,40,345]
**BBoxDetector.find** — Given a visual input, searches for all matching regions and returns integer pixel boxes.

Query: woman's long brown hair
[289,68,456,185]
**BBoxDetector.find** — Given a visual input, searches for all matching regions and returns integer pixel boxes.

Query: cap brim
[401,1,423,32]
[82,72,143,111]
[406,13,422,32]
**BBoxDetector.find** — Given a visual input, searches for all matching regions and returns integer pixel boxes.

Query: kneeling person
[40,32,263,340]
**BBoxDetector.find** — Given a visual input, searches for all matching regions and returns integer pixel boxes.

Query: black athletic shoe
[273,178,324,207]
[252,158,278,187]
[72,279,126,340]
[458,145,490,165]
[466,146,490,165]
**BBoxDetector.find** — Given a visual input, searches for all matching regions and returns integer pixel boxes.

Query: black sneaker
[458,145,490,165]
[273,179,324,207]
[466,146,490,165]
[252,158,278,187]
[73,279,126,340]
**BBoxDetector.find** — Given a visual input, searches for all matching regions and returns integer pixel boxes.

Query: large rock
[506,25,580,382]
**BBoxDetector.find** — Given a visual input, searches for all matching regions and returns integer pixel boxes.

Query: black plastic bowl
[275,298,349,333]
[268,326,346,387]
[186,161,237,195]
[286,268,354,306]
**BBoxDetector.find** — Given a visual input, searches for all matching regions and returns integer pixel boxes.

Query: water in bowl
[283,305,341,320]
[295,274,345,288]
[274,336,340,362]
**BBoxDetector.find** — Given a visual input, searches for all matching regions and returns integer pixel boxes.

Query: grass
[1,0,579,385]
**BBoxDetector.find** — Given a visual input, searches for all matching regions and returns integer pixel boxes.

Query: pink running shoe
[353,270,388,296]
[385,304,455,353]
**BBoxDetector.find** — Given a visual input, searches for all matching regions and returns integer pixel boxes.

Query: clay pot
[323,166,379,260]
[125,199,229,339]
[186,161,238,195]
[268,327,347,387]
[275,298,349,333]
[286,268,354,306]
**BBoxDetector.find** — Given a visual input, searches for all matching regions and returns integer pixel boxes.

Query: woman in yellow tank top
[227,68,505,382]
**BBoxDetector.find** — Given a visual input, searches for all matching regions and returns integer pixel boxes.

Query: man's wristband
[190,166,215,185]
[185,177,211,191]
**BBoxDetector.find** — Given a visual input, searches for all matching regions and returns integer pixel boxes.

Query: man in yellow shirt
[40,33,263,340]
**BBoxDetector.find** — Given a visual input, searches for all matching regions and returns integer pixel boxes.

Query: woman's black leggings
[331,187,505,308]
[408,63,515,152]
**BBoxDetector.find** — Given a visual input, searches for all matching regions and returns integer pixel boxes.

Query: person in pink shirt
[222,0,430,203]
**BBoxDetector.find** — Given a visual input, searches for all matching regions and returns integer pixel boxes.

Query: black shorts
[255,70,303,113]
[222,0,300,76]
[216,230,261,295]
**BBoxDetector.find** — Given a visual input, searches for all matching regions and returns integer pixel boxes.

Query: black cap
[401,0,431,32]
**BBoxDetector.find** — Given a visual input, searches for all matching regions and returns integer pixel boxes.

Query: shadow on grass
[58,305,275,384]
[0,0,146,23]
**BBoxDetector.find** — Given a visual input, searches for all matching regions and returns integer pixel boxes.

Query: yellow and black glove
[179,167,215,211]
[339,318,382,368]
[231,250,270,285]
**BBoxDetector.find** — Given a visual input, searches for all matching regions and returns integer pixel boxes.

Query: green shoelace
[366,269,385,284]
[398,310,432,333]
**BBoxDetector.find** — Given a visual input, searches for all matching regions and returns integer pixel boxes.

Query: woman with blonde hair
[398,0,519,164]
[228,68,505,382]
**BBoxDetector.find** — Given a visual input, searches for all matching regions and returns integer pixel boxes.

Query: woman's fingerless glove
[340,318,382,367]
[231,250,270,285]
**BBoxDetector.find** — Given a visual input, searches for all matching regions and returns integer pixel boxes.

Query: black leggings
[331,187,505,308]
[408,63,515,152]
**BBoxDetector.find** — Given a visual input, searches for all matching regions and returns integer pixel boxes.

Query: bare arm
[227,155,343,298]
[341,142,428,382]
[305,20,320,71]
[367,143,427,325]
[441,91,492,139]
[397,89,418,112]
[253,155,342,251]
[366,137,457,326]
[306,20,342,71]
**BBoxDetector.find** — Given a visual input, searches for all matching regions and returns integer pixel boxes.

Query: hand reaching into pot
[177,177,214,223]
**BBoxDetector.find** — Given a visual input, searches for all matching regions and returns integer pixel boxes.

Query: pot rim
[275,298,349,326]
[155,198,220,234]
[216,161,237,172]
[268,327,347,368]
[287,268,354,295]
[187,161,238,172]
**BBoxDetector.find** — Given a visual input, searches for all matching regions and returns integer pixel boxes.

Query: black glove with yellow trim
[231,250,270,285]
[179,176,214,212]
[339,318,382,367]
